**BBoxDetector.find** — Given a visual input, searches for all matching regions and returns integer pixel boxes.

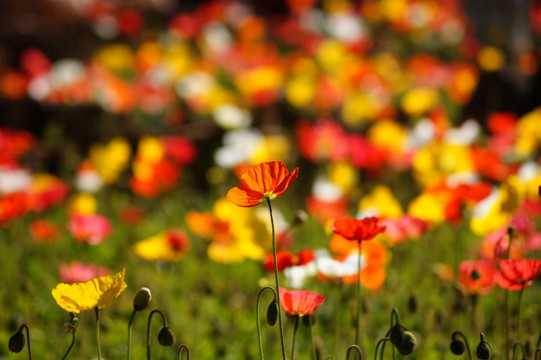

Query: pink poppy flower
[67,213,112,245]
[59,261,110,283]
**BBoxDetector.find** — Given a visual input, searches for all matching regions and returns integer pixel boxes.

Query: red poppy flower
[279,287,325,317]
[226,161,299,207]
[331,217,386,242]
[497,258,541,290]
[263,249,315,272]
[30,219,61,243]
[459,259,497,295]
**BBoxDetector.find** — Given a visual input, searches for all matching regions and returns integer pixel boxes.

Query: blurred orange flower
[30,219,61,243]
[459,259,497,295]
[226,161,299,207]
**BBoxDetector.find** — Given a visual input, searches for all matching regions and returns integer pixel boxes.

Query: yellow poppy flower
[51,269,127,313]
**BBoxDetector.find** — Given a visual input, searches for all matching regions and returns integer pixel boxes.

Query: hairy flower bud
[133,287,152,311]
[158,326,176,346]
[267,300,278,326]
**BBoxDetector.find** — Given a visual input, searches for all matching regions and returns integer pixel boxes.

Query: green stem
[355,240,362,347]
[511,342,524,360]
[256,286,278,360]
[505,289,509,360]
[95,308,102,360]
[308,317,317,360]
[61,331,76,360]
[266,198,287,360]
[177,344,191,360]
[517,284,525,341]
[146,310,168,360]
[346,345,363,360]
[127,310,136,360]
[291,316,299,360]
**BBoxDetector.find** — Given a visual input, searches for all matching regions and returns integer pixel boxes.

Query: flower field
[1,0,541,359]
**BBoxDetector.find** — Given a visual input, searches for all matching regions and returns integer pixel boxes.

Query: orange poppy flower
[331,217,386,242]
[226,161,299,207]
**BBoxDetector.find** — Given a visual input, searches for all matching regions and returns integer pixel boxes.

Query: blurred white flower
[74,169,104,193]
[444,119,480,145]
[0,167,31,194]
[312,175,343,202]
[315,249,364,278]
[284,262,318,288]
[213,104,252,130]
[214,128,262,168]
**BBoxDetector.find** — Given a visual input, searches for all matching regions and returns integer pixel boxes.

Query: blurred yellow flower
[250,135,291,165]
[477,46,505,73]
[408,193,445,224]
[515,107,541,156]
[316,40,348,73]
[359,185,403,219]
[163,42,193,80]
[470,187,513,236]
[328,162,359,193]
[235,66,283,99]
[51,269,127,313]
[341,92,379,125]
[133,229,190,262]
[412,142,474,186]
[67,193,97,215]
[401,87,439,117]
[94,44,134,73]
[137,136,165,163]
[368,119,408,152]
[188,198,268,263]
[89,137,132,184]
[285,75,316,108]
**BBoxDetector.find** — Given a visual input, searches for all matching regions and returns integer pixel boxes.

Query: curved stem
[127,310,136,360]
[21,324,32,360]
[535,346,541,360]
[346,345,363,360]
[291,316,299,360]
[61,331,76,360]
[451,331,472,360]
[267,198,287,360]
[146,310,168,360]
[355,240,362,347]
[95,308,102,360]
[256,286,278,360]
[177,344,191,360]
[374,338,391,360]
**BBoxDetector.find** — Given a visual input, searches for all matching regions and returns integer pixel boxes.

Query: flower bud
[8,330,25,353]
[450,340,465,355]
[390,324,404,349]
[476,333,491,360]
[158,326,176,346]
[398,331,416,355]
[133,287,152,311]
[267,300,278,326]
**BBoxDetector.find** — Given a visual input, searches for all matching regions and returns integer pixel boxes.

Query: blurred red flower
[59,261,110,283]
[67,213,112,245]
[0,192,33,225]
[331,217,386,242]
[263,249,315,272]
[226,161,299,207]
[118,206,147,225]
[279,287,325,317]
[497,258,541,291]
[30,219,61,243]
[459,259,497,295]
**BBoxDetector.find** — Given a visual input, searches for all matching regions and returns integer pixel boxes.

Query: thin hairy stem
[146,310,168,360]
[291,316,299,360]
[267,198,287,360]
[95,308,102,360]
[61,331,75,360]
[127,310,136,360]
